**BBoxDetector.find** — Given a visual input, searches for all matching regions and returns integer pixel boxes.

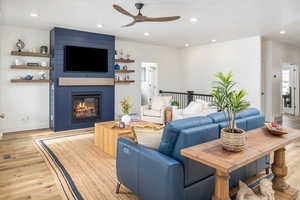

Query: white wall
[179,36,262,109]
[0,25,50,133]
[115,39,182,117]
[262,40,300,121]
[0,25,182,132]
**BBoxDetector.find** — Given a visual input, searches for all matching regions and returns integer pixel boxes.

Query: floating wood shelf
[11,51,50,58]
[11,79,52,83]
[115,80,135,83]
[115,58,135,63]
[10,65,53,70]
[115,69,135,73]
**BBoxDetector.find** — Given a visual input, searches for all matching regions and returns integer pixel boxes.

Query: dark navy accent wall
[50,27,115,132]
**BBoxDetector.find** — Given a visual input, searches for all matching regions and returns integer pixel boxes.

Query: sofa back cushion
[172,124,219,186]
[159,116,213,156]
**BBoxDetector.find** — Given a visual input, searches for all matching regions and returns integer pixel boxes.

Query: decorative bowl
[265,123,288,136]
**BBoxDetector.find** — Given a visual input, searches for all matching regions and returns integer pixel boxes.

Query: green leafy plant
[120,97,133,115]
[211,72,250,133]
[171,100,179,107]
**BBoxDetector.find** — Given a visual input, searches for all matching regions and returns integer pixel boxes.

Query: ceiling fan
[113,3,181,27]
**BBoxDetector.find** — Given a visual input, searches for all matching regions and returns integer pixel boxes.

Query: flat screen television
[64,46,108,72]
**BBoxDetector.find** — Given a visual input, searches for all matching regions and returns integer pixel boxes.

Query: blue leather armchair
[116,108,270,200]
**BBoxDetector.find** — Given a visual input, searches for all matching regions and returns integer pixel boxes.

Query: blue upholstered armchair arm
[117,138,184,200]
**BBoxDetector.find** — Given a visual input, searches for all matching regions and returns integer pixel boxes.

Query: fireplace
[72,93,101,123]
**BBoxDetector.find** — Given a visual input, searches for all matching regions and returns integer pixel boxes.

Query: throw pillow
[133,127,164,150]
[195,99,210,109]
[183,101,203,115]
[182,101,196,114]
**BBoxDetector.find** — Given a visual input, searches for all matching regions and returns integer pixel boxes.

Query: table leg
[213,170,231,200]
[272,148,299,200]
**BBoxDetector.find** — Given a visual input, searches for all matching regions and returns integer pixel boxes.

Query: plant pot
[221,128,246,152]
[121,115,131,125]
[172,106,178,111]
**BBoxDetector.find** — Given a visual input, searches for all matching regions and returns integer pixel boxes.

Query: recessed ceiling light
[144,32,150,36]
[30,13,38,17]
[280,30,286,35]
[211,39,217,43]
[97,24,103,28]
[185,43,189,47]
[190,18,198,23]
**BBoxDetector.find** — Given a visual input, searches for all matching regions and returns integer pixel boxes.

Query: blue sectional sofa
[116,108,269,200]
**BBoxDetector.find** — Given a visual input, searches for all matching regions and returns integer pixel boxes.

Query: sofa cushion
[143,109,161,117]
[208,111,243,123]
[245,115,265,131]
[240,107,260,118]
[159,116,213,156]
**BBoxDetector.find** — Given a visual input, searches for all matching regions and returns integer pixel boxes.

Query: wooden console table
[181,128,300,200]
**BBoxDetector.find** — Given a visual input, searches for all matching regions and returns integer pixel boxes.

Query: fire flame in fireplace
[74,101,96,118]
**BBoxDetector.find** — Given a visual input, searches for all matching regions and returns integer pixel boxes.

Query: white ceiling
[1,0,300,48]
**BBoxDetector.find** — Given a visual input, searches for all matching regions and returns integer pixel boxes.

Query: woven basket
[221,128,246,152]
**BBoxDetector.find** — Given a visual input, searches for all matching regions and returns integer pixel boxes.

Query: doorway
[281,64,299,116]
[140,62,158,105]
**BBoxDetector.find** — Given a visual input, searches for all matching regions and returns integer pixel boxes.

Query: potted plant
[120,97,133,125]
[170,100,179,110]
[211,72,250,152]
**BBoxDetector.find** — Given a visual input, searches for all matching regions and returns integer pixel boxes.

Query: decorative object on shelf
[23,75,33,80]
[122,65,128,70]
[211,72,250,152]
[27,62,40,66]
[114,64,121,70]
[126,53,130,60]
[237,179,275,200]
[125,75,130,80]
[38,71,47,80]
[120,96,133,125]
[119,49,124,59]
[31,48,38,53]
[16,39,25,52]
[41,61,48,67]
[40,46,48,54]
[14,59,24,66]
[265,122,288,136]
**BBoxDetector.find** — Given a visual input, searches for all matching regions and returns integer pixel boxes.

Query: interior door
[282,64,299,115]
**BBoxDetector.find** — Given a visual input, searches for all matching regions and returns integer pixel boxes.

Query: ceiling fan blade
[113,4,134,17]
[122,21,137,27]
[144,16,181,22]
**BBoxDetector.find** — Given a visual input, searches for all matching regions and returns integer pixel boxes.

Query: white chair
[141,96,172,124]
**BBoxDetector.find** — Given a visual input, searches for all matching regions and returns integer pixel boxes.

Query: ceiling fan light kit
[113,3,181,27]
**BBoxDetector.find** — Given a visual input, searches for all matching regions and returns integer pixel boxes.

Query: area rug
[34,133,138,200]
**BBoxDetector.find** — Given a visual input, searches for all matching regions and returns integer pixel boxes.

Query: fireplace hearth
[72,93,101,123]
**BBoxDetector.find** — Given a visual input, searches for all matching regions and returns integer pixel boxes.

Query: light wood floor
[1,117,300,200]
